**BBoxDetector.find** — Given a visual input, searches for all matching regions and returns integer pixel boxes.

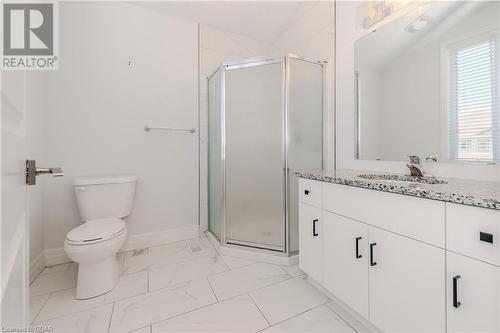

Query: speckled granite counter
[295,169,500,210]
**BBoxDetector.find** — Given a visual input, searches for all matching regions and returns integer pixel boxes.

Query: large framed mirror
[355,1,500,163]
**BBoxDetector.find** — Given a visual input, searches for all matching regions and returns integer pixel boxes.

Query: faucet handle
[408,155,421,164]
[426,155,439,162]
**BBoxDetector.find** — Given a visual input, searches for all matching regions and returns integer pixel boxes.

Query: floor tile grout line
[208,271,295,302]
[32,238,306,327]
[205,276,220,302]
[32,270,150,323]
[33,299,110,324]
[218,255,256,271]
[247,292,271,328]
[30,284,76,299]
[271,299,331,328]
[147,270,150,293]
[41,283,324,331]
[127,248,219,276]
[137,288,277,331]
[31,292,52,324]
[34,273,216,323]
[325,303,362,333]
[203,261,273,279]
[32,269,292,325]
[139,289,272,331]
[254,302,331,333]
[146,251,225,278]
[143,298,220,330]
[107,302,116,333]
[32,262,73,284]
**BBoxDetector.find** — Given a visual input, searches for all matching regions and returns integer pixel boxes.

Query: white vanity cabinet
[368,227,445,333]
[322,211,369,318]
[298,178,500,333]
[446,204,500,333]
[298,202,323,283]
[446,252,500,333]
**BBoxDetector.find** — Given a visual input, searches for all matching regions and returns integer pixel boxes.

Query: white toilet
[64,175,137,299]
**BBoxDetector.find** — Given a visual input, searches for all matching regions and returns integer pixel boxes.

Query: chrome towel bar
[144,126,196,133]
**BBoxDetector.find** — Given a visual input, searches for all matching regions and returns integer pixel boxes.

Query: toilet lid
[66,218,126,245]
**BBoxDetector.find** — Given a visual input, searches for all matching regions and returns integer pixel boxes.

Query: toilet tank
[73,175,138,221]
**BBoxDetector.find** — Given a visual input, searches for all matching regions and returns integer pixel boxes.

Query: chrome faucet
[426,154,439,162]
[407,155,424,177]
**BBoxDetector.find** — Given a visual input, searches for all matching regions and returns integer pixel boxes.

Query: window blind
[449,36,499,161]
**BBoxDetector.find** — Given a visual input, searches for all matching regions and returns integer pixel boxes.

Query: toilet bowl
[64,175,137,299]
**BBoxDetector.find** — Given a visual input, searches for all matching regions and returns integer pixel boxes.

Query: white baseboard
[29,252,46,284]
[44,247,71,267]
[206,231,299,266]
[122,225,200,251]
[41,225,201,267]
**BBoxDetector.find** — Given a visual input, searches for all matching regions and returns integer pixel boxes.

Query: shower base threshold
[206,231,299,267]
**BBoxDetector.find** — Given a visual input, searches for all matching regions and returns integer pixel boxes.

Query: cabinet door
[323,211,369,318]
[369,227,445,333]
[299,203,322,283]
[447,252,500,333]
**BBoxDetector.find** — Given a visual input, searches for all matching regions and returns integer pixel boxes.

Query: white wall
[336,1,500,181]
[41,2,200,251]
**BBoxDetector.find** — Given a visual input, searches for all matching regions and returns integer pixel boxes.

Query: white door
[369,227,446,333]
[298,203,322,283]
[323,211,369,318]
[1,72,29,326]
[447,252,500,333]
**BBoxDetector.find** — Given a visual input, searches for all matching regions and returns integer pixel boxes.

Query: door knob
[26,160,63,185]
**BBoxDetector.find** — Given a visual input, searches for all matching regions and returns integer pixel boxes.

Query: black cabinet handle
[355,237,362,259]
[480,232,493,244]
[312,219,319,237]
[453,275,461,308]
[370,243,377,266]
[304,190,310,195]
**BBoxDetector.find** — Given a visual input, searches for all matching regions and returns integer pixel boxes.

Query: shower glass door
[208,68,222,240]
[224,61,285,251]
[287,58,324,253]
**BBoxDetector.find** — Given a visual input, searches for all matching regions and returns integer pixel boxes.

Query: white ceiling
[129,1,317,43]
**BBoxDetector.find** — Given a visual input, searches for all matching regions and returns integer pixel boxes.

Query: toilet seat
[66,218,126,246]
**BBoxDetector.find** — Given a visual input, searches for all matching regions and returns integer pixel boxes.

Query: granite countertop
[295,169,500,211]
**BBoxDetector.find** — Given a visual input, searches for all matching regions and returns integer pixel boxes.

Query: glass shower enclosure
[208,55,323,256]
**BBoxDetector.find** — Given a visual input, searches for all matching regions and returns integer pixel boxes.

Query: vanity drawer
[298,178,322,208]
[446,203,500,266]
[322,183,445,247]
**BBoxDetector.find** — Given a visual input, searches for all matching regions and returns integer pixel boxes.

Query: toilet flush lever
[26,160,63,186]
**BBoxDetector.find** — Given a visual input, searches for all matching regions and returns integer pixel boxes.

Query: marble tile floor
[30,236,361,333]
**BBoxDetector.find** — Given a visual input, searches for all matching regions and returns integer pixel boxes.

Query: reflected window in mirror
[354,1,500,163]
[446,33,499,161]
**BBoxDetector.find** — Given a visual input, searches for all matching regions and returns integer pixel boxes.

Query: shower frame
[207,55,324,257]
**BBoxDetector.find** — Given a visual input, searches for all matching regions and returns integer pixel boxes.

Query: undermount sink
[357,174,447,185]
